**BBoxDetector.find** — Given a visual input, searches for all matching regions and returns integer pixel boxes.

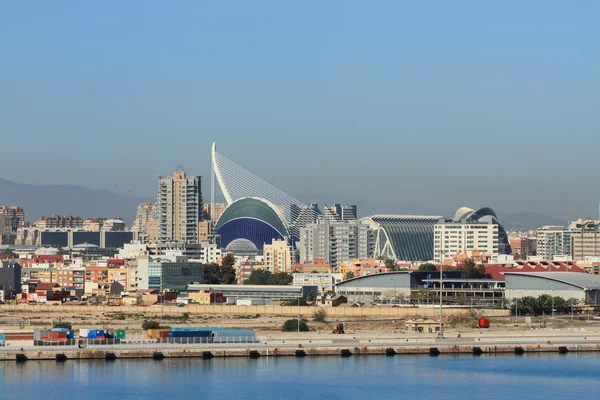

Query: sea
[1,354,599,399]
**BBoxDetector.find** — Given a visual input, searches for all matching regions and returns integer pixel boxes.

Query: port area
[2,334,600,361]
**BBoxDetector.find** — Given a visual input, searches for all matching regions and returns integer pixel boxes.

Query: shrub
[53,321,72,330]
[313,308,328,323]
[282,319,309,332]
[142,320,160,330]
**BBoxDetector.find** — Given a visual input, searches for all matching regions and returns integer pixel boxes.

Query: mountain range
[0,178,149,224]
[0,178,567,230]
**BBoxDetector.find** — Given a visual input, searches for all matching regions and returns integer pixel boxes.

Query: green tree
[268,272,293,285]
[142,320,160,330]
[0,248,16,260]
[311,270,319,273]
[461,259,488,279]
[53,321,72,330]
[282,319,309,332]
[345,271,355,280]
[513,251,521,260]
[384,258,397,271]
[203,263,221,284]
[245,270,270,285]
[418,263,437,272]
[219,254,237,284]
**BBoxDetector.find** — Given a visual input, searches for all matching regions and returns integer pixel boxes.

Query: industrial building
[504,272,600,305]
[187,283,317,303]
[334,271,503,304]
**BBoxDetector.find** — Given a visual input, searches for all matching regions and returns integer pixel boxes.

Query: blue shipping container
[96,330,105,337]
[51,327,70,332]
[170,331,211,338]
[87,331,97,339]
[66,331,74,339]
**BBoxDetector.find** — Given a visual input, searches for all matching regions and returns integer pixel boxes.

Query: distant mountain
[497,212,567,231]
[0,178,149,224]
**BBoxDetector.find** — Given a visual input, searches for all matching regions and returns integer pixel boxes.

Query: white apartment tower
[155,167,202,243]
[434,220,499,263]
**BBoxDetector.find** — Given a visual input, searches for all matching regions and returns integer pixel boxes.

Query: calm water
[1,354,599,399]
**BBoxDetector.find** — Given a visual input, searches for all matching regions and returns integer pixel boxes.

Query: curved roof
[453,207,474,222]
[215,197,289,236]
[504,272,600,290]
[362,215,441,261]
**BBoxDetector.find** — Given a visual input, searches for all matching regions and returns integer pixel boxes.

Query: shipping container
[51,327,70,332]
[87,331,97,339]
[170,331,211,338]
[95,330,105,337]
[79,328,92,338]
[66,331,74,339]
[147,328,171,339]
[116,330,126,339]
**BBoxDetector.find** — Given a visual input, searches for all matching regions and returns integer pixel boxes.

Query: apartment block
[434,221,499,263]
[264,239,293,273]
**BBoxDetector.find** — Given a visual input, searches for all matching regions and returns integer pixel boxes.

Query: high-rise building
[155,167,203,243]
[508,235,536,258]
[264,239,294,273]
[133,203,153,233]
[569,219,600,260]
[536,226,571,259]
[322,204,357,223]
[434,207,512,263]
[299,221,373,270]
[0,206,25,232]
[203,203,228,223]
[83,218,106,232]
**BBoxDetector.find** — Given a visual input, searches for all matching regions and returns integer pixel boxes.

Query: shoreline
[2,341,600,362]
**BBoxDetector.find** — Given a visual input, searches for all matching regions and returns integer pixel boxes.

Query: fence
[0,304,509,318]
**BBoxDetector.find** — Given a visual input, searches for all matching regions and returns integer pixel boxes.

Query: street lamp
[439,249,443,336]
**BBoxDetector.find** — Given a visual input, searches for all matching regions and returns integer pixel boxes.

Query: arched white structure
[211,142,302,223]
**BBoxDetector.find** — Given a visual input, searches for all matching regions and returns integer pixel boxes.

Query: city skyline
[1,2,599,220]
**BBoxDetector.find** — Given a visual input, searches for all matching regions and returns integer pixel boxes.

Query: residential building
[570,219,600,260]
[509,234,536,258]
[322,204,357,222]
[434,207,512,263]
[56,266,85,290]
[36,215,83,229]
[203,203,228,223]
[298,220,374,270]
[102,219,126,232]
[0,206,25,232]
[83,218,106,232]
[263,239,293,273]
[536,226,571,259]
[198,221,212,241]
[155,167,203,243]
[133,203,153,237]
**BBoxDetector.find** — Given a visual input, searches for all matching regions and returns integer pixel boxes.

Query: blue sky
[1,1,599,219]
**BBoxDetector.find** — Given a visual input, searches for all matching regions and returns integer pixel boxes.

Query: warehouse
[504,272,600,305]
[186,284,318,303]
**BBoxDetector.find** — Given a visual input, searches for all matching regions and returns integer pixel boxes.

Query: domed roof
[225,238,259,254]
[215,197,289,237]
[35,247,60,255]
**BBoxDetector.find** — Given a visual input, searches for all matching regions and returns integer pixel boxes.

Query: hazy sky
[1,1,599,220]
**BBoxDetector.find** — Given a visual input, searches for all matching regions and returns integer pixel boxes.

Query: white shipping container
[79,328,91,338]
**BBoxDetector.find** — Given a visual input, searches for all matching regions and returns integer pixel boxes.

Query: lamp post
[439,250,443,337]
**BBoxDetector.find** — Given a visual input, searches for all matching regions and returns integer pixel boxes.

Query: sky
[1,1,599,220]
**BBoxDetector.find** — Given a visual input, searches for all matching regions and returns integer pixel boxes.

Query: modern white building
[292,273,343,292]
[536,226,571,260]
[298,221,373,270]
[434,221,499,263]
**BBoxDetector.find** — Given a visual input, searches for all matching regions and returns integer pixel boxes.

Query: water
[1,354,599,399]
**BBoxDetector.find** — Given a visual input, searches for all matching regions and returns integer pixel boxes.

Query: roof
[504,272,600,290]
[35,282,60,290]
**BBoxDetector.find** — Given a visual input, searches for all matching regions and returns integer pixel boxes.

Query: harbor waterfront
[2,354,600,400]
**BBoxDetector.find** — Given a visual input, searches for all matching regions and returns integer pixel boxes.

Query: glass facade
[148,261,204,292]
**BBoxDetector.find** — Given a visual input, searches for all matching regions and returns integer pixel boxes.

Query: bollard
[295,349,307,357]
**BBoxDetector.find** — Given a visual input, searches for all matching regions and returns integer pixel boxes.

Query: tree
[0,248,16,260]
[244,270,293,285]
[219,254,237,284]
[53,321,72,330]
[268,272,293,285]
[282,319,309,332]
[313,308,328,323]
[142,320,160,330]
[203,263,221,284]
[513,251,521,260]
[418,263,437,272]
[384,258,397,271]
[345,271,354,280]
[311,270,319,273]
[461,259,488,279]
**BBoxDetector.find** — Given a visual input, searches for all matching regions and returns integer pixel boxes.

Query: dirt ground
[1,308,598,339]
